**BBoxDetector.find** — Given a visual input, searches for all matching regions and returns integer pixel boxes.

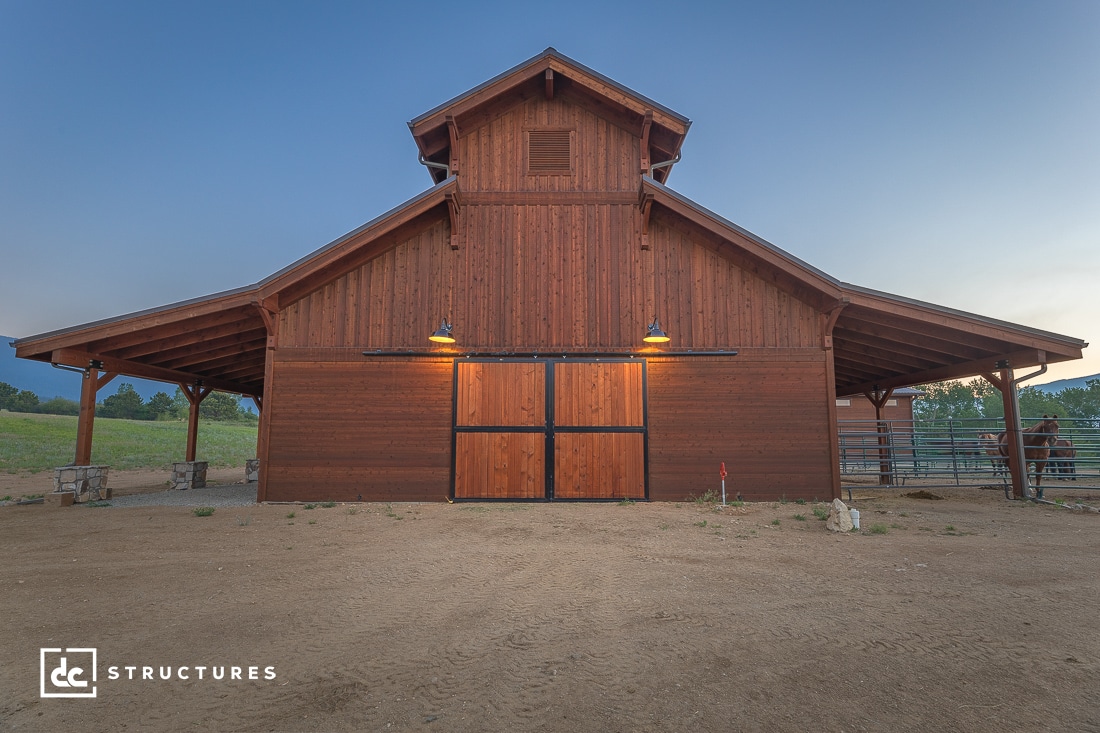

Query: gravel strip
[101,485,257,508]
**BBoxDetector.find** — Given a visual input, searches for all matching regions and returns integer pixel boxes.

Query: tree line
[912,378,1100,424]
[0,381,258,423]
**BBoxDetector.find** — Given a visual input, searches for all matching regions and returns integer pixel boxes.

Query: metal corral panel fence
[838,417,1100,492]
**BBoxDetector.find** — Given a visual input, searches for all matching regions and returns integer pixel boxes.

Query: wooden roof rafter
[151,337,269,371]
[96,319,265,360]
[832,337,946,374]
[834,321,998,364]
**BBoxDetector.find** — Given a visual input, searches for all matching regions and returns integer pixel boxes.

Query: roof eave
[12,286,258,359]
[841,282,1089,355]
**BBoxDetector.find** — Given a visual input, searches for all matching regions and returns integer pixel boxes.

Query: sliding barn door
[553,362,646,499]
[453,361,546,499]
[452,359,647,500]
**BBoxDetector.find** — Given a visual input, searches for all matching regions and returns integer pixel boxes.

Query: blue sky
[2,0,1098,382]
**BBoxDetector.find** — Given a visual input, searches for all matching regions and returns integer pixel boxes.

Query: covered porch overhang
[830,284,1087,499]
[12,288,270,468]
[832,284,1085,397]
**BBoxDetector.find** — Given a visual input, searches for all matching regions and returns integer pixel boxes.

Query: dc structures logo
[40,648,97,698]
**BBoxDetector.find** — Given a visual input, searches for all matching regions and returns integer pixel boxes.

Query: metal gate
[839,417,1100,494]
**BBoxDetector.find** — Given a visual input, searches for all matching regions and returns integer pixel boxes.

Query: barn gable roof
[12,50,1086,400]
[409,48,691,184]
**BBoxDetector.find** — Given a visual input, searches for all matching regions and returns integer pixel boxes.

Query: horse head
[1041,414,1060,444]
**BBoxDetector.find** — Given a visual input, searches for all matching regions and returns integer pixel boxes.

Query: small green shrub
[286,511,296,519]
[693,489,720,505]
[793,514,806,521]
[304,503,316,510]
[812,506,828,520]
[321,501,336,508]
[771,518,780,526]
[193,506,215,517]
[869,523,889,534]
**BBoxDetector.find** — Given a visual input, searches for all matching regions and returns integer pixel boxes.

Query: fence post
[948,419,960,485]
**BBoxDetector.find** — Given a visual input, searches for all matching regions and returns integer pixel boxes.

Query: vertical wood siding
[454,432,545,499]
[554,433,646,499]
[648,216,821,350]
[456,361,545,427]
[646,353,836,501]
[554,361,644,427]
[277,205,820,352]
[263,356,453,502]
[459,93,640,193]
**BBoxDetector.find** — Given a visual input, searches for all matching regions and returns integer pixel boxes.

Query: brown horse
[997,415,1060,497]
[1049,438,1077,480]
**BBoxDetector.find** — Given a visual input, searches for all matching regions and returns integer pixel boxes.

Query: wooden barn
[14,49,1086,503]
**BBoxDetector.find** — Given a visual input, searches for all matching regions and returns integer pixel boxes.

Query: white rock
[826,498,854,532]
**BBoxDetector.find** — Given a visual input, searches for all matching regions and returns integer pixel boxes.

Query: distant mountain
[1031,373,1100,393]
[2,336,177,402]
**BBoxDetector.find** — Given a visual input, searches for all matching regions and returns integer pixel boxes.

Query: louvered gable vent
[528,129,572,173]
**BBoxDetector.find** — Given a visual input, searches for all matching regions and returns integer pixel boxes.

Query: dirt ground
[1,472,1098,733]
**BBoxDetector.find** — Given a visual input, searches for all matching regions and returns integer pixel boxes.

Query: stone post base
[245,459,260,483]
[53,465,111,503]
[172,461,208,490]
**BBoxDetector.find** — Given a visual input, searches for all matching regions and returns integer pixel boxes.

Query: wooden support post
[74,366,117,465]
[253,298,280,503]
[75,366,99,466]
[181,383,212,462]
[821,299,849,501]
[985,368,1026,499]
[864,387,895,486]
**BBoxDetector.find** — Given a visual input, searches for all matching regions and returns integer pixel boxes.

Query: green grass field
[0,411,258,472]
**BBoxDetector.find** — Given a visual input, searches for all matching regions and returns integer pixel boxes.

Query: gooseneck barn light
[644,316,670,344]
[429,317,456,344]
